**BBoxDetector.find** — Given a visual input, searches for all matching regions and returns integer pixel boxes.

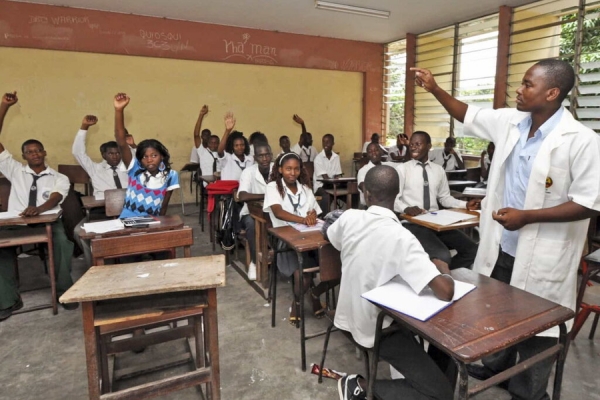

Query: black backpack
[216,197,237,251]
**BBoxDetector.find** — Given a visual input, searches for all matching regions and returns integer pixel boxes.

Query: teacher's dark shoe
[466,364,509,390]
[0,296,24,321]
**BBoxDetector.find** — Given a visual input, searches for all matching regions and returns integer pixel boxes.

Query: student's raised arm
[113,93,132,167]
[217,111,235,157]
[411,68,468,123]
[0,91,18,153]
[193,105,209,148]
[72,115,98,173]
[293,114,307,135]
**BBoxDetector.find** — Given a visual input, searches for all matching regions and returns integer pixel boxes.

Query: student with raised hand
[361,132,389,155]
[413,59,600,400]
[0,92,78,320]
[291,114,317,162]
[72,114,129,267]
[357,142,396,207]
[113,93,179,218]
[217,112,254,181]
[325,165,454,400]
[279,135,291,155]
[313,133,342,212]
[263,152,329,322]
[395,131,479,270]
[429,136,465,171]
[388,133,409,162]
[237,142,273,280]
[192,104,211,164]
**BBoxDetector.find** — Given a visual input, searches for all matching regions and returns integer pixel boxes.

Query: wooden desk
[60,255,226,400]
[267,226,329,371]
[79,215,184,240]
[368,268,575,400]
[318,177,357,212]
[0,211,61,314]
[400,208,479,232]
[248,201,270,289]
[81,196,106,221]
[448,180,478,191]
[180,162,200,215]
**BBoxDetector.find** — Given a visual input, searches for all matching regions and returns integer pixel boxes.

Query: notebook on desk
[121,217,160,228]
[288,219,325,232]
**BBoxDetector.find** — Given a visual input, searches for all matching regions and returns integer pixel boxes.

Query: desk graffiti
[223,33,278,65]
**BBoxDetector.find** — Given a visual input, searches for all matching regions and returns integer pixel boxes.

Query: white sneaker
[247,262,257,281]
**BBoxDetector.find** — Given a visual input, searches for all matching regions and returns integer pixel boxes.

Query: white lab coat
[464,105,600,337]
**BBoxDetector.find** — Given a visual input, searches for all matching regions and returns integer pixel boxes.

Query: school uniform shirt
[263,180,322,228]
[387,145,407,158]
[0,150,69,212]
[196,145,221,184]
[356,161,396,205]
[290,143,317,162]
[190,146,200,163]
[394,159,466,213]
[312,150,342,192]
[238,162,273,218]
[429,148,463,171]
[327,206,441,348]
[72,129,129,199]
[120,158,180,218]
[362,142,388,153]
[219,152,254,181]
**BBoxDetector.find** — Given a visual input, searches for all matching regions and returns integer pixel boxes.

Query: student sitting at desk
[395,131,478,270]
[72,114,129,267]
[429,136,465,171]
[324,165,455,400]
[217,112,254,181]
[313,133,342,212]
[248,131,268,157]
[279,135,291,155]
[0,91,78,320]
[357,143,396,208]
[114,93,180,218]
[361,132,389,155]
[238,142,273,281]
[291,114,317,162]
[263,152,329,323]
[387,133,409,162]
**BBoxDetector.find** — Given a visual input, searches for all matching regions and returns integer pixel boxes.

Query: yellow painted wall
[0,47,363,202]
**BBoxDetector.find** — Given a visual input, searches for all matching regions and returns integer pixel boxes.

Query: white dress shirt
[356,161,396,205]
[218,152,254,181]
[263,180,322,228]
[196,145,221,184]
[291,143,317,162]
[362,142,388,153]
[190,146,200,163]
[394,159,466,213]
[72,129,129,199]
[429,148,463,171]
[327,206,441,348]
[387,145,407,158]
[312,150,342,192]
[0,150,69,212]
[238,163,273,218]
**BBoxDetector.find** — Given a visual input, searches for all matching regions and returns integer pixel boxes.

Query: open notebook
[362,276,476,321]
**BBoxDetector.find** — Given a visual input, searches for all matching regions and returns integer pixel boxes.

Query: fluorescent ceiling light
[315,1,390,19]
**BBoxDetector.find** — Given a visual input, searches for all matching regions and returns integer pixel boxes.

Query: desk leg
[333,184,338,210]
[298,251,307,371]
[45,223,57,315]
[200,185,206,232]
[457,362,469,400]
[367,311,386,400]
[553,323,570,400]
[205,288,221,400]
[82,301,100,400]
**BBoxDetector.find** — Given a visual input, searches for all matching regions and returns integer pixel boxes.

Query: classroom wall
[0,47,363,202]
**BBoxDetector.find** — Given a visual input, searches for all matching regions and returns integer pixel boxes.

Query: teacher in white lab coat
[412,59,600,400]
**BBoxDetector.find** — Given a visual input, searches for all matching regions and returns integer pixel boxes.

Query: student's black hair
[366,142,381,153]
[370,133,380,142]
[253,142,271,154]
[279,135,289,143]
[21,139,44,153]
[209,135,220,142]
[269,152,311,198]
[323,133,334,142]
[445,136,456,146]
[201,128,212,136]
[412,131,431,144]
[249,131,268,145]
[364,165,399,204]
[135,139,172,175]
[225,131,250,155]
[100,141,119,154]
[535,59,575,103]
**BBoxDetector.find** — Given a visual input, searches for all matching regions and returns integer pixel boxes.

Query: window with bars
[383,39,407,145]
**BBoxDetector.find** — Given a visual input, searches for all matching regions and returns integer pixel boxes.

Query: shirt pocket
[529,237,572,283]
[544,166,568,206]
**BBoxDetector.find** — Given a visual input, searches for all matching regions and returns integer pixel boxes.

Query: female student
[263,152,329,322]
[217,112,254,181]
[114,93,180,217]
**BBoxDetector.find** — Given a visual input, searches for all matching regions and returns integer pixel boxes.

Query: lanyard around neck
[287,192,301,214]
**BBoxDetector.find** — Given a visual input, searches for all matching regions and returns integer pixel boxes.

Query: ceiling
[15,0,536,43]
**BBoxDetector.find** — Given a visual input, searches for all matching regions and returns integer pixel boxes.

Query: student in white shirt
[238,143,273,281]
[325,165,455,400]
[357,142,396,207]
[361,132,389,155]
[192,104,210,161]
[429,136,465,171]
[263,152,328,323]
[387,133,409,162]
[291,114,317,162]
[477,142,494,188]
[279,135,291,155]
[217,112,254,181]
[248,132,268,157]
[191,104,222,180]
[313,134,342,211]
[395,131,479,270]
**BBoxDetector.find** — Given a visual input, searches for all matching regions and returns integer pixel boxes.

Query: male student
[237,143,273,280]
[193,104,215,173]
[324,165,455,400]
[71,114,129,267]
[356,142,395,207]
[361,132,388,155]
[413,59,600,400]
[313,133,342,212]
[477,142,495,188]
[291,114,317,162]
[279,135,291,155]
[0,92,77,321]
[429,136,465,171]
[387,133,409,162]
[395,131,479,270]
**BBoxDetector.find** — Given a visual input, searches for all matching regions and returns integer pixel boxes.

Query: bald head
[364,165,399,206]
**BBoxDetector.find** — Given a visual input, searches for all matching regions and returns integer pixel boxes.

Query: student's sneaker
[247,262,257,281]
[338,374,366,400]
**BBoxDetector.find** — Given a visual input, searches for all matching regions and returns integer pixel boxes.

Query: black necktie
[442,152,450,170]
[235,160,246,171]
[287,193,301,214]
[111,166,122,189]
[28,174,44,207]
[418,162,430,211]
[211,153,218,173]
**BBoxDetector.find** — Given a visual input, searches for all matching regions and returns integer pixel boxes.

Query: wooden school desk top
[60,254,226,303]
[81,196,105,210]
[267,225,329,253]
[79,214,184,240]
[317,177,357,184]
[0,210,62,227]
[400,208,480,232]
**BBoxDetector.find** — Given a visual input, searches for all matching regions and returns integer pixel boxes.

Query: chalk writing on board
[223,33,278,65]
[29,16,48,24]
[51,16,90,25]
[139,29,194,54]
[341,59,372,72]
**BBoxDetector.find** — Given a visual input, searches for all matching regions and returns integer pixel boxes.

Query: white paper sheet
[288,219,325,232]
[40,210,61,215]
[361,277,476,321]
[462,187,487,195]
[0,211,21,219]
[412,209,477,226]
[82,219,124,233]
